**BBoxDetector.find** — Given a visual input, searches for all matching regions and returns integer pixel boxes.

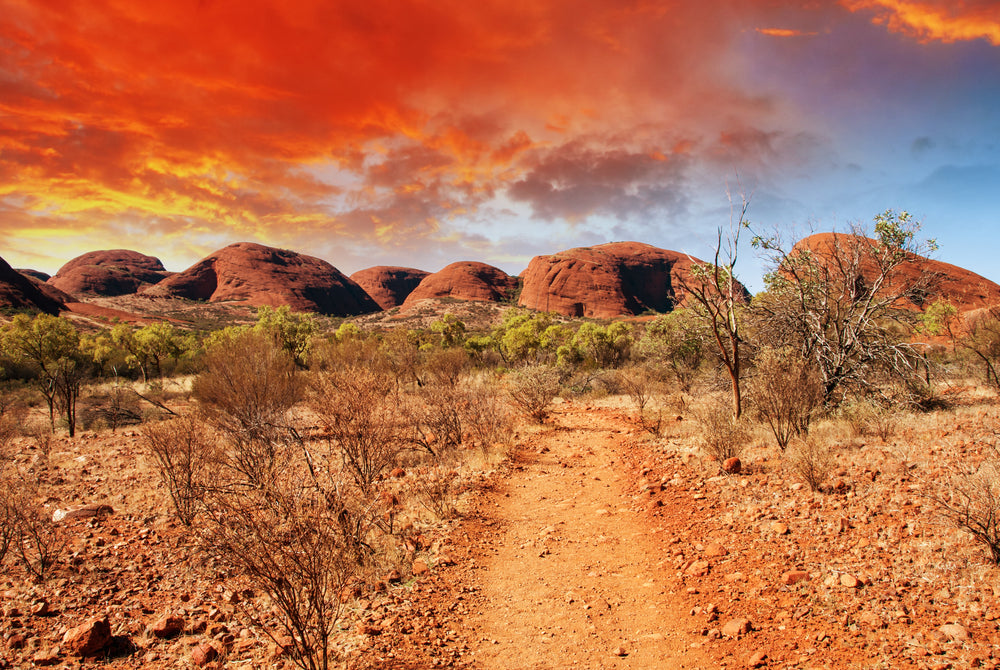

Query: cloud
[842,0,1000,45]
[755,28,820,37]
[3,0,990,276]
[507,140,692,222]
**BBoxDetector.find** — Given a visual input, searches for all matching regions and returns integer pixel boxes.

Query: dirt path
[457,403,711,669]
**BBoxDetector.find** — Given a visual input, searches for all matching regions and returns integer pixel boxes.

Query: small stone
[839,574,861,589]
[723,457,742,474]
[772,522,790,535]
[704,543,728,557]
[722,618,753,638]
[192,641,219,666]
[150,614,185,639]
[412,560,429,575]
[31,599,51,616]
[32,648,62,666]
[782,570,810,585]
[938,623,970,642]
[747,650,768,667]
[612,646,627,657]
[52,503,114,523]
[686,560,710,577]
[63,616,112,657]
[390,467,406,478]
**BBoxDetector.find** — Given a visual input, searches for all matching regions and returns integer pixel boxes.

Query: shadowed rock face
[349,266,430,310]
[143,242,380,316]
[402,262,519,308]
[17,269,50,282]
[49,250,170,297]
[0,255,64,314]
[518,241,722,318]
[792,233,1000,313]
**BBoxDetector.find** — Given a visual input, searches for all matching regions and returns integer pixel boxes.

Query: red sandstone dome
[402,262,519,308]
[791,233,1000,313]
[0,255,64,314]
[142,242,379,316]
[349,266,430,310]
[518,241,737,319]
[49,250,170,297]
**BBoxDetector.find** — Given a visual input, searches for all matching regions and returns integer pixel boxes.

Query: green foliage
[2,314,88,435]
[107,322,194,381]
[491,311,571,366]
[636,309,708,392]
[566,322,633,369]
[430,313,466,348]
[254,305,316,368]
[919,299,958,337]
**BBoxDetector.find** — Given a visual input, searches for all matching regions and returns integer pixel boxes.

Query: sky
[1,0,998,292]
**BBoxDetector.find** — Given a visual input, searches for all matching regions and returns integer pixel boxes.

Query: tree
[676,195,750,418]
[2,314,87,435]
[563,322,634,369]
[750,210,938,404]
[635,309,709,393]
[254,305,316,368]
[110,322,189,382]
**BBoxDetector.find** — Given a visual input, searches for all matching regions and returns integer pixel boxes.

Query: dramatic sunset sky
[2,0,998,289]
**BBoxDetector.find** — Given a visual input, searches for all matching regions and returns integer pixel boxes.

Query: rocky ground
[2,394,1000,669]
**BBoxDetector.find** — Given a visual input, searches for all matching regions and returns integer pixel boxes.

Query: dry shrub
[506,365,561,423]
[841,399,895,442]
[787,437,834,492]
[747,347,824,450]
[143,415,219,526]
[460,376,514,456]
[616,365,668,436]
[194,331,301,488]
[310,368,407,495]
[414,465,460,520]
[1,475,65,580]
[200,474,373,670]
[926,444,1000,564]
[695,397,751,463]
[79,384,142,431]
[404,382,466,459]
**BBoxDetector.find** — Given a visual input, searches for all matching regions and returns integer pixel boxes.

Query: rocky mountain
[49,250,171,297]
[402,262,519,309]
[17,269,50,282]
[791,233,1000,313]
[142,242,379,316]
[349,266,430,310]
[518,241,728,318]
[0,255,64,314]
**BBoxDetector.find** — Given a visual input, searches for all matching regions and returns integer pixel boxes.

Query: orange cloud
[842,0,1000,45]
[755,28,820,37]
[0,0,849,273]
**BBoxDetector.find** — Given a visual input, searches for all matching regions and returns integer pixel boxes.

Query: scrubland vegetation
[3,212,1000,666]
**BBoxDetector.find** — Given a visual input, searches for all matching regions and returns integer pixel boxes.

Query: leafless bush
[200,475,372,670]
[414,465,460,520]
[143,415,219,525]
[787,438,834,492]
[80,384,143,431]
[695,397,751,463]
[617,365,668,436]
[194,331,301,488]
[0,404,24,473]
[925,444,1000,564]
[460,377,514,456]
[420,347,470,386]
[747,348,824,450]
[26,422,53,472]
[3,475,65,580]
[310,368,407,495]
[506,365,561,423]
[841,399,895,442]
[404,382,466,459]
